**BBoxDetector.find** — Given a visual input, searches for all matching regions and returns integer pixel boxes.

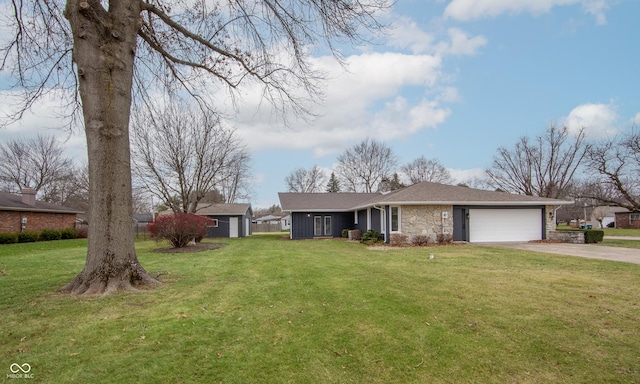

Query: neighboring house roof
[256,214,282,222]
[133,214,154,223]
[195,203,252,216]
[280,182,571,212]
[0,191,82,214]
[279,192,381,212]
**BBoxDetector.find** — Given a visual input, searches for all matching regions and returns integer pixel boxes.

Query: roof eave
[0,206,83,214]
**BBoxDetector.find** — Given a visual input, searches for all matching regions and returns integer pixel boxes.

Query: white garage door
[469,209,542,243]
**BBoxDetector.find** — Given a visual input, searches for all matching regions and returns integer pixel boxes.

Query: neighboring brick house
[615,211,640,229]
[0,189,82,234]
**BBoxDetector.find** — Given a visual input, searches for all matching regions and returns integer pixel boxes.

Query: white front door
[229,217,239,238]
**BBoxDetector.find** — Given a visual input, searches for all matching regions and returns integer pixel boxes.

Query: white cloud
[435,28,487,57]
[387,18,436,54]
[444,0,610,24]
[630,112,640,126]
[0,91,87,162]
[562,102,619,138]
[229,50,454,157]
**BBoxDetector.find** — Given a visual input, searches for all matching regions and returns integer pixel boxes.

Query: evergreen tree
[326,172,341,193]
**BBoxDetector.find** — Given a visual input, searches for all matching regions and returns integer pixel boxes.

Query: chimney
[21,188,37,206]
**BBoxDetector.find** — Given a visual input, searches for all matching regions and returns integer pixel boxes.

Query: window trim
[390,206,401,233]
[324,216,332,236]
[314,215,322,237]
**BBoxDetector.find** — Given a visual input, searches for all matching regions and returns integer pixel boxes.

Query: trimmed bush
[437,233,453,244]
[0,233,18,244]
[60,228,78,240]
[147,213,211,248]
[39,229,62,241]
[361,229,382,245]
[411,235,429,246]
[390,233,408,246]
[18,231,39,243]
[584,230,604,244]
[342,229,349,238]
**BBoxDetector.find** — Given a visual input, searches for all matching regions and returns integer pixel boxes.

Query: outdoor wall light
[548,211,554,219]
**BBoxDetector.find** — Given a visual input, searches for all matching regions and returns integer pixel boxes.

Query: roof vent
[21,188,37,206]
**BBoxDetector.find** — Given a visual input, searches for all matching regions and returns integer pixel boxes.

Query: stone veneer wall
[545,205,557,239]
[400,205,453,244]
[548,230,585,244]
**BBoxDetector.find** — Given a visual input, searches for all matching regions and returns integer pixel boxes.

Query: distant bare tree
[336,138,398,193]
[131,104,251,213]
[486,125,589,199]
[217,147,253,203]
[582,127,640,211]
[285,165,327,193]
[0,134,74,198]
[402,156,452,185]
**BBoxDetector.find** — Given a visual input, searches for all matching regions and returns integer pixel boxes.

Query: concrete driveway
[480,241,640,265]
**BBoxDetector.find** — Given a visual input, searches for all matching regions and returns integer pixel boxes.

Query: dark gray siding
[291,212,355,239]
[205,213,252,238]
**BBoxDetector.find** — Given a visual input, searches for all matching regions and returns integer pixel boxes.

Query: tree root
[61,265,162,297]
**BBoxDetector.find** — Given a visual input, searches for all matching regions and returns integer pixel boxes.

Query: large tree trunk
[61,0,159,295]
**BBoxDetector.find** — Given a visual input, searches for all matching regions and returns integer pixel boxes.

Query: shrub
[39,229,62,241]
[360,229,382,245]
[75,228,88,238]
[390,233,408,246]
[342,229,349,238]
[60,228,78,240]
[18,231,39,243]
[0,233,18,244]
[584,230,604,244]
[411,235,429,246]
[147,213,211,248]
[437,233,453,244]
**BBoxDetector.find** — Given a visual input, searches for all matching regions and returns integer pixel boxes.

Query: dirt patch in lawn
[153,242,227,254]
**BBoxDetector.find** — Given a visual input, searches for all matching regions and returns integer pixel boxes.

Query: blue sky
[2,0,639,209]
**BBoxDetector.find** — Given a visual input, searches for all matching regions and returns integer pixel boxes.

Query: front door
[453,207,468,241]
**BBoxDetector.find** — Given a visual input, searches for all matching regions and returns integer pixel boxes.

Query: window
[208,219,219,228]
[391,206,400,232]
[324,216,332,236]
[314,216,322,236]
[631,213,640,221]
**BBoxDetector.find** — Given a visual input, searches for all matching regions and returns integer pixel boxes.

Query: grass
[1,234,640,383]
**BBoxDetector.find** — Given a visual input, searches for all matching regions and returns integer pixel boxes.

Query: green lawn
[1,235,640,383]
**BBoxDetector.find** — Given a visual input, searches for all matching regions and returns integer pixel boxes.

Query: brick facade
[0,211,77,233]
[615,212,640,229]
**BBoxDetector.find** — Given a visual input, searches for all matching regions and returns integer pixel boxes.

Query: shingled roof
[280,182,571,212]
[279,192,380,212]
[195,203,252,216]
[367,182,571,207]
[0,191,82,214]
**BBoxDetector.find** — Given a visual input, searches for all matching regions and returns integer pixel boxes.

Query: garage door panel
[469,209,542,242]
